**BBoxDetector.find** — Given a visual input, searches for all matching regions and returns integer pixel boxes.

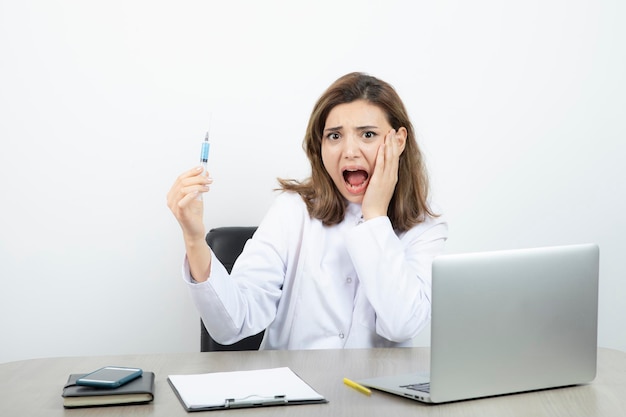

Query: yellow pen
[343,377,372,396]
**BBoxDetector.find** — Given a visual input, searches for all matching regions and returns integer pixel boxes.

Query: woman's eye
[327,132,340,140]
[363,131,376,139]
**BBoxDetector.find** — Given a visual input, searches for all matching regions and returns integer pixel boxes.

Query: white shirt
[184,191,448,350]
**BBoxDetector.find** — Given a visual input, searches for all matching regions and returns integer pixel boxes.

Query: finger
[167,172,212,210]
[386,129,400,157]
[179,171,212,191]
[169,167,204,200]
[374,142,386,178]
[381,130,401,185]
[380,130,397,172]
[180,179,212,202]
[178,189,202,208]
[175,166,204,184]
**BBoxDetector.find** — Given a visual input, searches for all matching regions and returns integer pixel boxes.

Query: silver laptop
[359,243,599,404]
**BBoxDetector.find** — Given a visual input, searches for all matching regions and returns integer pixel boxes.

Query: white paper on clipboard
[168,367,326,411]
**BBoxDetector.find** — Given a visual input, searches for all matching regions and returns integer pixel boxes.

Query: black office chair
[200,226,265,352]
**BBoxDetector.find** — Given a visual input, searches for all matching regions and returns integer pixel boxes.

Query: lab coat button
[346,276,353,284]
[339,332,345,339]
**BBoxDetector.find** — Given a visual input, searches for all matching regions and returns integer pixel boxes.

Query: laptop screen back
[429,244,599,403]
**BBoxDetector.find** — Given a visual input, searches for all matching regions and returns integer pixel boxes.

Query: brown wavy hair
[278,72,437,232]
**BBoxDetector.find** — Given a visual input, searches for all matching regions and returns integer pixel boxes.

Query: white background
[1,0,624,363]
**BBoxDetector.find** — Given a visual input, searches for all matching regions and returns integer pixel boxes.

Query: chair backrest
[200,226,265,352]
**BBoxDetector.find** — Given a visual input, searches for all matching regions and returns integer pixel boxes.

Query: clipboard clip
[225,394,287,408]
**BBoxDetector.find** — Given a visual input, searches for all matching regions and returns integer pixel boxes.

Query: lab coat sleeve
[181,194,296,345]
[182,251,274,344]
[345,214,448,342]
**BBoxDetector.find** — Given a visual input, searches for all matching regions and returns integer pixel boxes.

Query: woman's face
[321,100,395,204]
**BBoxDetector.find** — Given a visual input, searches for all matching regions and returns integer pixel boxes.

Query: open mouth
[342,169,369,193]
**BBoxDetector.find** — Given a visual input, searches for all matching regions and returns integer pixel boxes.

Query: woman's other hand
[166,166,212,241]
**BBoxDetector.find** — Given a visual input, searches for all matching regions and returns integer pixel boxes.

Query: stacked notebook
[62,372,155,408]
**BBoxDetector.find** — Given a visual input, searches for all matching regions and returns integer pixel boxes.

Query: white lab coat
[184,191,448,350]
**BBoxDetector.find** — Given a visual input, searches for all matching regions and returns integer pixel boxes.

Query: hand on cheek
[361,129,402,221]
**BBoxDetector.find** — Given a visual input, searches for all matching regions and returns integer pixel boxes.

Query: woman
[167,72,448,349]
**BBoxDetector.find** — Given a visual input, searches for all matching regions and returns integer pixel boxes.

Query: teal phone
[75,366,142,388]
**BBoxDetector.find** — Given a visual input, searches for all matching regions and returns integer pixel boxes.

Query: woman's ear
[396,127,408,154]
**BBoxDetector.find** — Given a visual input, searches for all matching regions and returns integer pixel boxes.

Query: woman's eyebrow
[323,125,379,134]
[323,126,342,133]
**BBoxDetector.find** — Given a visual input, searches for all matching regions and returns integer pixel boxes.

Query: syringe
[200,131,210,173]
[196,131,211,201]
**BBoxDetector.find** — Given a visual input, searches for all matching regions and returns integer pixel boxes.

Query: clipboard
[167,367,327,411]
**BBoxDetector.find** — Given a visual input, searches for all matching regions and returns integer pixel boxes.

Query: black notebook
[62,372,155,408]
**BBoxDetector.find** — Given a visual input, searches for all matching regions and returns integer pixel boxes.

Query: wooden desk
[1,347,625,416]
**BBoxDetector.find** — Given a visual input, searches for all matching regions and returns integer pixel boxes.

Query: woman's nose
[343,135,360,158]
